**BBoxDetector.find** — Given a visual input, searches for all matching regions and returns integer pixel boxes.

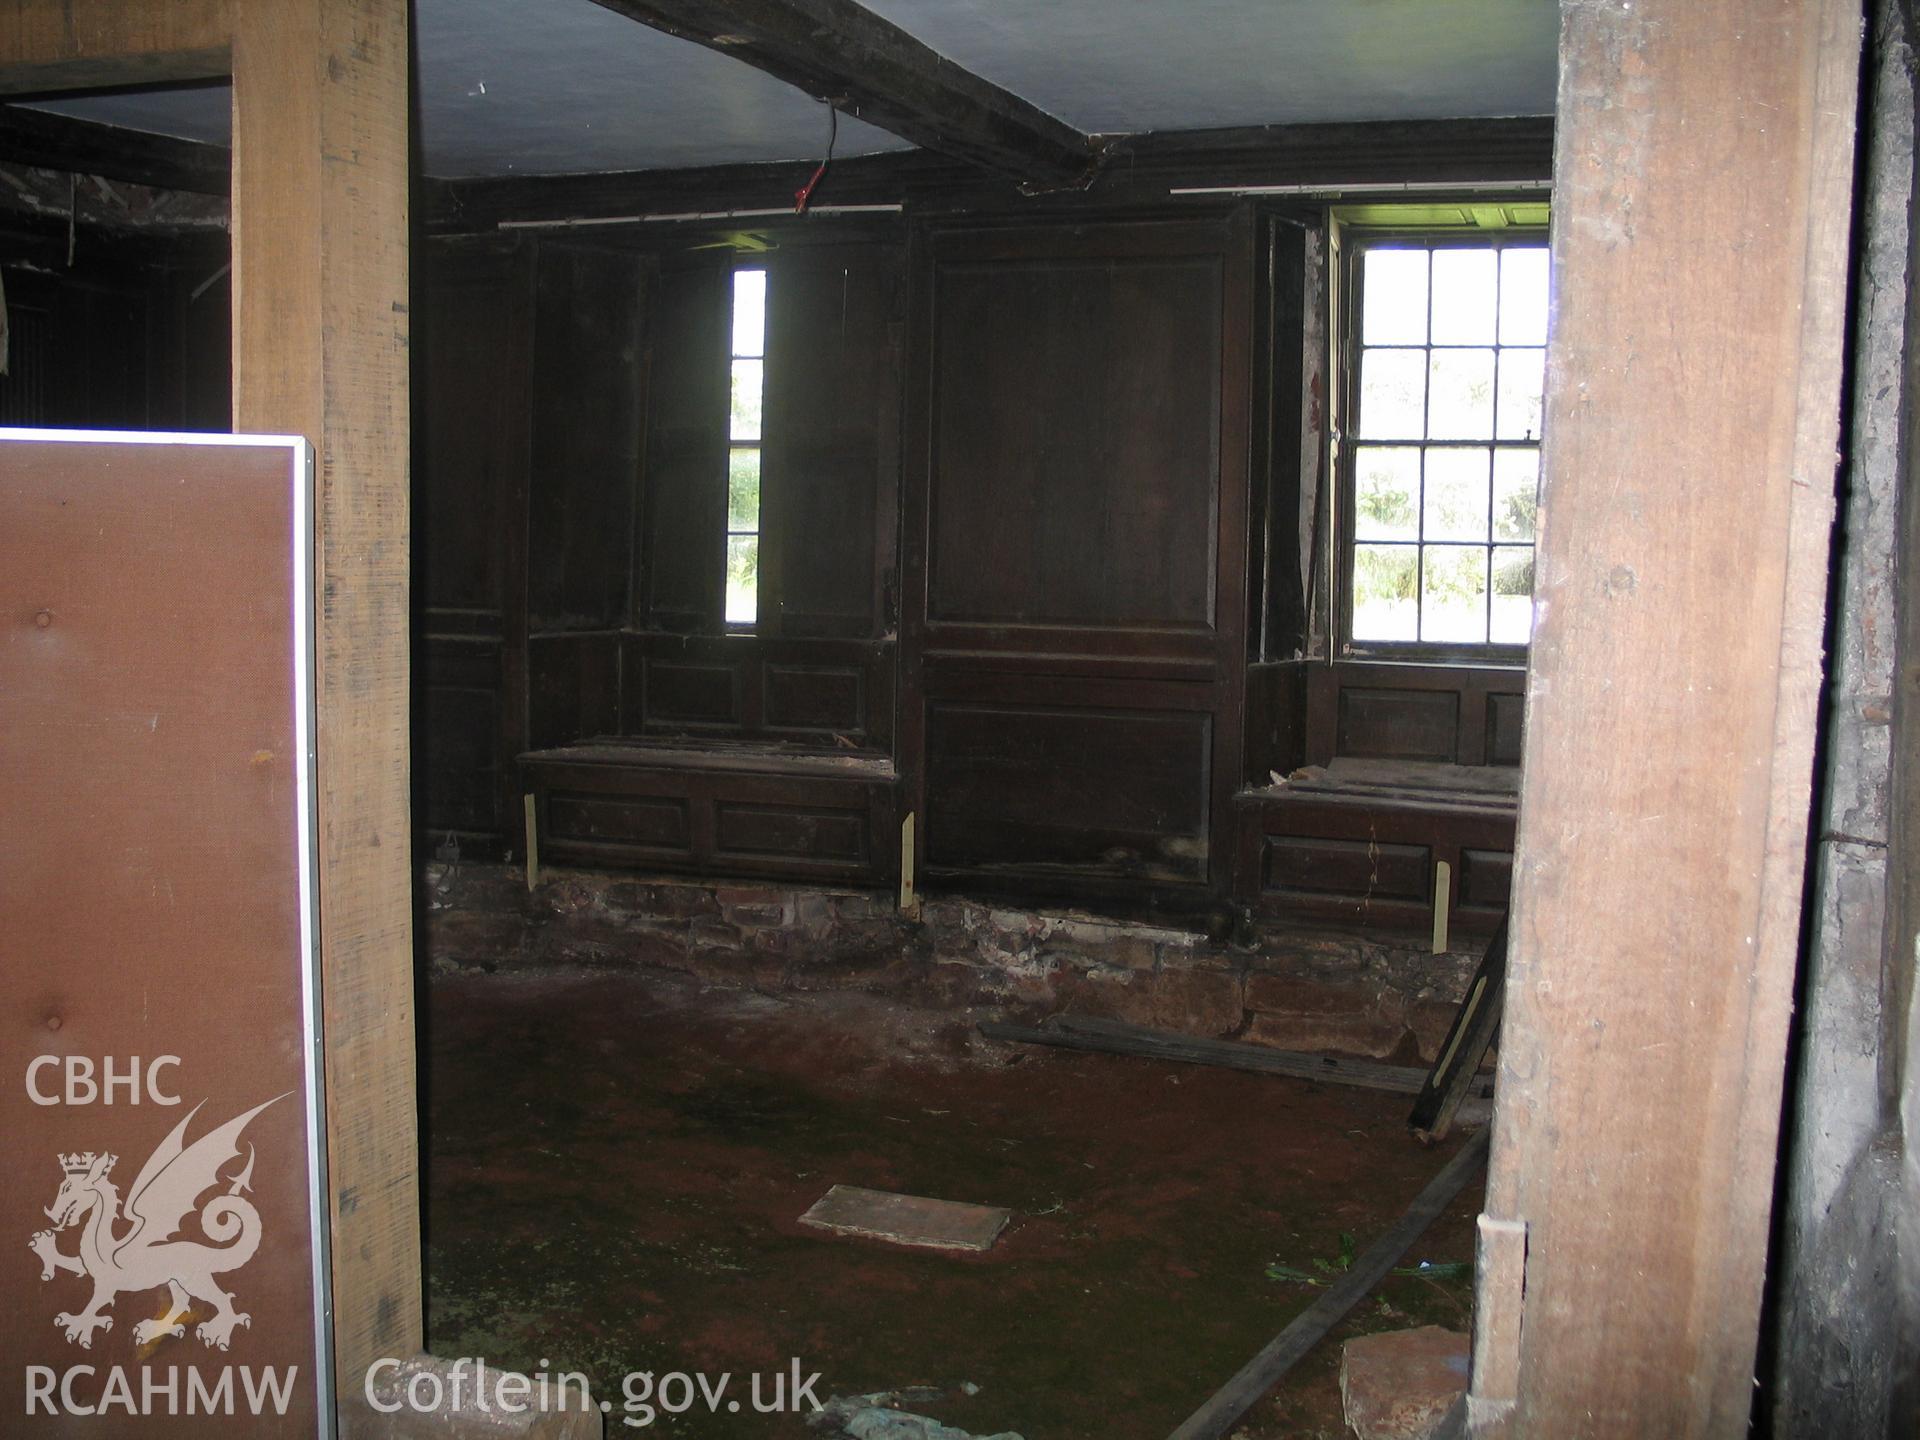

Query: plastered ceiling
[32,0,1557,178]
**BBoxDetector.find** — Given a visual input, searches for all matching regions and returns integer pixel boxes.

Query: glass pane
[731,268,767,358]
[725,534,758,626]
[1499,247,1551,345]
[728,447,761,530]
[1358,349,1427,439]
[1491,545,1535,644]
[1362,248,1429,346]
[1421,545,1488,644]
[1493,449,1540,541]
[1352,544,1418,642]
[1496,347,1546,440]
[729,358,763,441]
[1430,248,1498,344]
[1427,349,1495,439]
[1353,446,1420,541]
[1423,447,1491,542]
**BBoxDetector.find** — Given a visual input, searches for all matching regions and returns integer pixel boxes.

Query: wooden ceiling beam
[585,0,1100,189]
[0,103,230,194]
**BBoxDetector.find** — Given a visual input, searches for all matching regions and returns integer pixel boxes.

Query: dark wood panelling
[1459,847,1514,915]
[715,802,867,864]
[422,632,503,837]
[415,243,535,843]
[1487,692,1526,766]
[1338,687,1462,763]
[529,242,647,630]
[902,218,1253,906]
[1304,662,1525,769]
[925,701,1211,882]
[1244,661,1306,783]
[641,259,729,631]
[549,791,692,852]
[644,659,741,727]
[528,633,623,751]
[420,257,517,611]
[927,249,1221,631]
[1263,835,1431,904]
[622,632,894,749]
[1234,789,1514,935]
[0,263,172,429]
[765,664,864,734]
[762,243,901,637]
[524,747,897,885]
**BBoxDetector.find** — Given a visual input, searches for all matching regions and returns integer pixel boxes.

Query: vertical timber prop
[231,0,420,1392]
[1467,1,1863,1437]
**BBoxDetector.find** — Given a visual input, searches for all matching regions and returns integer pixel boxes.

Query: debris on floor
[1339,1325,1469,1440]
[810,1390,1025,1440]
[800,1184,1012,1252]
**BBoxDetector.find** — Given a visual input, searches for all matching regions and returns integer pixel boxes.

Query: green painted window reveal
[1347,240,1549,651]
[726,268,766,627]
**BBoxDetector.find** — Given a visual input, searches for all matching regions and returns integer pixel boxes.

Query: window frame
[723,262,767,633]
[1333,226,1549,664]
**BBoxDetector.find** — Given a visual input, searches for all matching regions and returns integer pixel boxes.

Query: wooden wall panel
[529,242,646,630]
[1336,686,1461,763]
[526,754,897,886]
[642,259,729,631]
[763,243,901,637]
[527,633,621,751]
[715,801,868,864]
[0,257,229,432]
[416,244,533,843]
[620,633,894,749]
[927,252,1221,630]
[419,254,518,610]
[925,699,1212,882]
[1303,661,1525,769]
[1264,834,1431,904]
[1236,791,1513,935]
[903,218,1252,906]
[644,658,742,728]
[765,664,864,734]
[421,633,503,836]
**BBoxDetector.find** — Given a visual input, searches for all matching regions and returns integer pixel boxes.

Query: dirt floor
[423,968,1481,1439]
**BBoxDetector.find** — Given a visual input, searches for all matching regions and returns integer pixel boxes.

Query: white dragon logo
[28,1095,285,1352]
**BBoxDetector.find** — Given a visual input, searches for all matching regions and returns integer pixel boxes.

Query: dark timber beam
[0,103,230,194]
[584,0,1099,189]
[425,116,1555,232]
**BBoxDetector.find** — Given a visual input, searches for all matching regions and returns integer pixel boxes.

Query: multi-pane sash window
[726,268,766,627]
[1345,239,1550,651]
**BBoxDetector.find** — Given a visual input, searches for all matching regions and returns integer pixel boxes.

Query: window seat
[1233,756,1516,936]
[520,736,898,885]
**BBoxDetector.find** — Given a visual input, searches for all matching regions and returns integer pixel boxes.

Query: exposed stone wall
[1770,3,1912,1432]
[424,861,1486,1064]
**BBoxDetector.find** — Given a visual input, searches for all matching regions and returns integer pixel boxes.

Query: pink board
[0,430,330,1437]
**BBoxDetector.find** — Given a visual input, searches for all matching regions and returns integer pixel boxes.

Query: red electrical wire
[795,103,838,214]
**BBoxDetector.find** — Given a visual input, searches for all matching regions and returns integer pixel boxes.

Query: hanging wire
[794,102,839,214]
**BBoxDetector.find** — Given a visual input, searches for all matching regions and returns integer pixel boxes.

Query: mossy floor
[423,968,1479,1439]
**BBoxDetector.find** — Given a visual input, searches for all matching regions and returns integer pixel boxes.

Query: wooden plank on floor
[1168,1129,1490,1440]
[1408,916,1507,1144]
[799,1185,1012,1253]
[980,1016,1482,1098]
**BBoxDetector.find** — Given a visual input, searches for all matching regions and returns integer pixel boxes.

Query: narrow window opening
[726,267,766,627]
